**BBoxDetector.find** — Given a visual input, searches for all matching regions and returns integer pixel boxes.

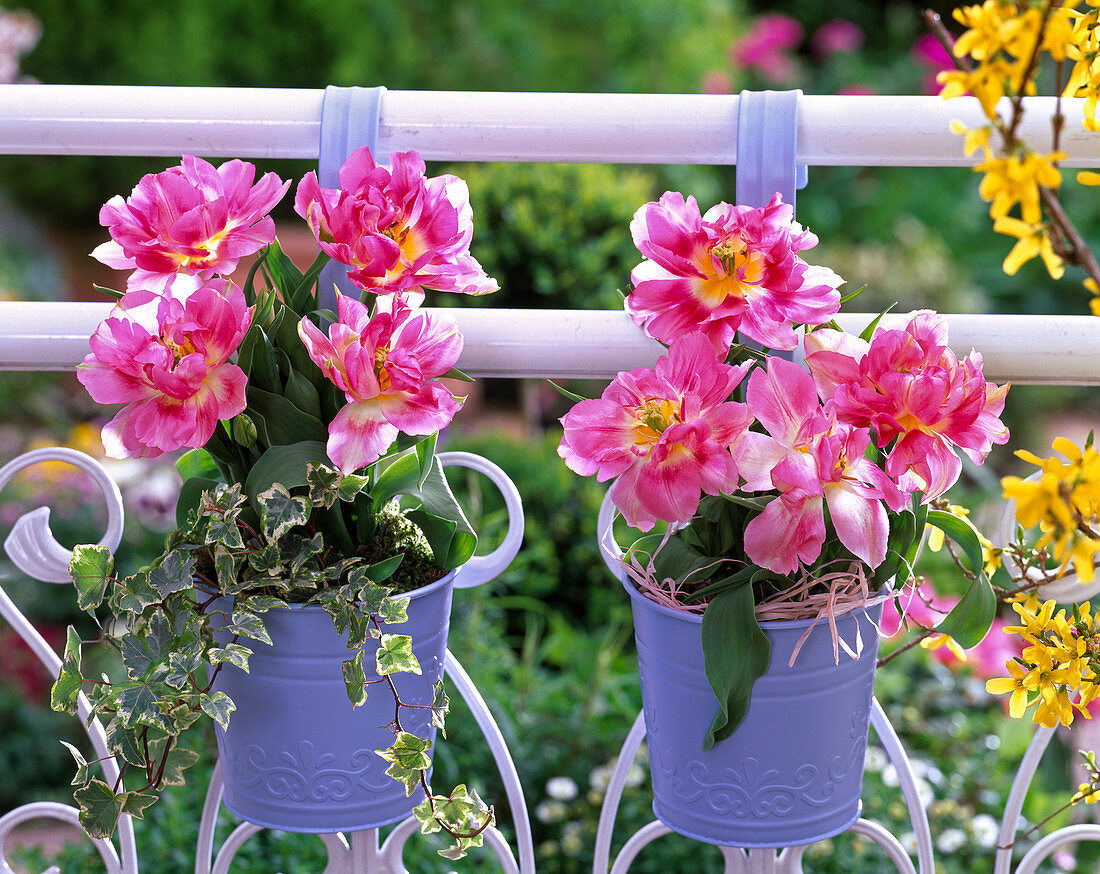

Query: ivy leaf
[205,514,245,550]
[376,732,432,795]
[73,779,124,839]
[120,635,156,679]
[158,747,201,787]
[346,611,371,650]
[229,609,272,646]
[60,740,91,785]
[378,594,410,626]
[258,484,311,542]
[342,650,368,706]
[430,680,450,735]
[70,544,113,612]
[246,441,330,509]
[113,572,162,615]
[247,544,282,575]
[115,682,165,729]
[149,550,197,599]
[104,719,146,767]
[209,643,252,671]
[306,463,342,509]
[376,634,421,676]
[62,625,82,672]
[120,792,158,820]
[214,544,240,590]
[199,691,236,731]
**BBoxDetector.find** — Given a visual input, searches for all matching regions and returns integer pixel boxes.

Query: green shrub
[438,163,657,312]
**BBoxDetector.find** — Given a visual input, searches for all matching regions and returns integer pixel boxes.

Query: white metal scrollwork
[0,447,135,874]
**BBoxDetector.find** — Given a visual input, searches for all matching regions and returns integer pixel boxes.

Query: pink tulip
[804,312,1009,500]
[93,156,289,291]
[298,294,463,473]
[738,358,903,574]
[625,192,843,354]
[294,147,498,297]
[78,281,252,458]
[557,333,754,531]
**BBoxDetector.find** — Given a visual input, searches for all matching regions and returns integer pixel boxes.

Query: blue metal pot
[211,570,454,833]
[624,577,881,848]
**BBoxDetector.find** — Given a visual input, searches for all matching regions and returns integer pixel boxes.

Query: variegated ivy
[52,446,492,860]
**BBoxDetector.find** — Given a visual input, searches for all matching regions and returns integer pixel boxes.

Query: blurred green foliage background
[2,1,1099,872]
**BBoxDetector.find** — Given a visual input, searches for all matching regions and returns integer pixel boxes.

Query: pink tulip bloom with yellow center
[298,294,463,474]
[557,333,754,531]
[93,156,289,291]
[295,147,498,298]
[625,191,843,354]
[804,311,1010,501]
[77,281,252,459]
[739,357,905,575]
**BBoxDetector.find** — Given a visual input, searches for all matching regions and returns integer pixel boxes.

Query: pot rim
[619,571,884,629]
[217,567,457,614]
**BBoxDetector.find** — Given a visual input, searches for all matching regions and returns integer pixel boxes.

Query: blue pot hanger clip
[734,89,808,211]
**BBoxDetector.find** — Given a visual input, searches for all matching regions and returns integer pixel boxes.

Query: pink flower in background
[700,70,732,94]
[298,294,463,473]
[738,358,903,574]
[882,582,1022,678]
[558,333,753,531]
[810,19,864,58]
[625,192,843,353]
[0,8,42,84]
[295,147,498,298]
[77,282,252,458]
[93,156,289,291]
[805,312,1010,501]
[729,14,803,83]
[911,32,953,95]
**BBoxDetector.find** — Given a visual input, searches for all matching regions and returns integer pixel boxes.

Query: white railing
[1,85,1099,874]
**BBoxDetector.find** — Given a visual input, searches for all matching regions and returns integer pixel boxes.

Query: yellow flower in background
[1033,685,1077,727]
[1004,436,1100,582]
[976,151,1064,223]
[986,659,1034,718]
[1065,4,1100,129]
[991,593,1100,728]
[950,121,993,158]
[1076,782,1100,804]
[920,632,968,662]
[992,216,1065,278]
[1086,277,1100,315]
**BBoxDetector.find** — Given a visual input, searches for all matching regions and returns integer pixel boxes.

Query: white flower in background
[561,822,583,856]
[589,763,613,793]
[864,746,888,773]
[970,813,1000,848]
[0,7,41,84]
[546,776,578,802]
[936,827,967,854]
[535,801,567,824]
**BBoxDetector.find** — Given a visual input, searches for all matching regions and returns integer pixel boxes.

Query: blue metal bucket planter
[209,451,524,834]
[623,576,882,849]
[212,570,455,833]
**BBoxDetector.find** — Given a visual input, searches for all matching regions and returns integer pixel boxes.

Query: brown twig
[920,9,972,73]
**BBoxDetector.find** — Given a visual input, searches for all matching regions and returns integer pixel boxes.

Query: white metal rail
[1,86,1099,873]
[1,302,1097,385]
[1,86,1099,166]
